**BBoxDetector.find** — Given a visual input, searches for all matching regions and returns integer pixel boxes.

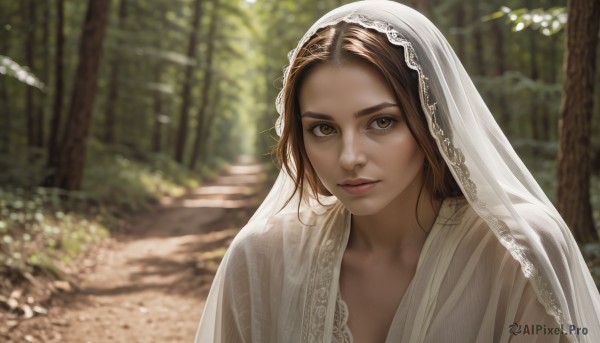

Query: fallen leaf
[53,281,71,292]
[7,297,19,310]
[21,304,34,319]
[10,289,22,299]
[33,305,47,315]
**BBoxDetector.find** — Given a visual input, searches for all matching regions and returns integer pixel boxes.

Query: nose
[339,132,367,170]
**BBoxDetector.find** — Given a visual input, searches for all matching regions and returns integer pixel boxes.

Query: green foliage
[0,186,109,281]
[484,6,567,36]
[83,139,200,212]
[0,140,207,284]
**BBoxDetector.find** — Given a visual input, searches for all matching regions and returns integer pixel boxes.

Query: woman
[196,1,600,342]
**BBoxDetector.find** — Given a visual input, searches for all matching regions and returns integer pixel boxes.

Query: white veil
[198,1,600,341]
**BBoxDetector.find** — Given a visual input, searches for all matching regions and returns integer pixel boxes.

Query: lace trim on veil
[276,11,563,334]
[333,290,353,343]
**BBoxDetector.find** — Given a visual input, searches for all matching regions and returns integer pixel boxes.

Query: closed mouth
[341,181,379,187]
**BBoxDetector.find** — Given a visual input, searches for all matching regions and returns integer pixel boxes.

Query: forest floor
[1,157,272,343]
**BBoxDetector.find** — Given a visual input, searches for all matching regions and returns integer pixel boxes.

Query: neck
[347,180,441,260]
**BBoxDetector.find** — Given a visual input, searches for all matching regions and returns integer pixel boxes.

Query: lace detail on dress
[300,204,348,343]
[333,290,353,343]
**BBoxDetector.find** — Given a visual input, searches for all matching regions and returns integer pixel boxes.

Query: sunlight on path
[182,159,269,209]
[13,157,273,343]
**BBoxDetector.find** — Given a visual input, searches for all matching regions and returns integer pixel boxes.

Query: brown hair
[273,22,462,211]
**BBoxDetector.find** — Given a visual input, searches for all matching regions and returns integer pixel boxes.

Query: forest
[0,0,599,341]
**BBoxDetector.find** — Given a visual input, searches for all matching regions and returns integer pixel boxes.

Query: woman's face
[299,60,426,216]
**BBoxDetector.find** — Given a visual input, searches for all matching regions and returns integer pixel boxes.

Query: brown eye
[312,124,336,137]
[370,117,395,130]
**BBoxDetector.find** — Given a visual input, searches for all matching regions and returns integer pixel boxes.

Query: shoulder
[230,203,329,247]
[506,200,569,259]
[450,197,567,250]
[453,198,572,280]
[439,197,569,269]
[223,200,344,266]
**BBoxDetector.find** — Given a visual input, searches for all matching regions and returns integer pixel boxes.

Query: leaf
[485,6,566,36]
[481,10,506,22]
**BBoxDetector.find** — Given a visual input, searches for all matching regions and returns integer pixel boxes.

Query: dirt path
[6,159,272,343]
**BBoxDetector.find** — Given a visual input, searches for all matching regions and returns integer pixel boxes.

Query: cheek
[303,139,335,187]
[304,141,326,173]
[386,134,425,167]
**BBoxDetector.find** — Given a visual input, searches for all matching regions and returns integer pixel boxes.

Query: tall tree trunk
[103,0,128,145]
[25,0,36,147]
[412,0,431,18]
[199,85,221,164]
[189,0,219,170]
[454,4,466,62]
[167,118,175,157]
[152,66,163,153]
[471,0,485,76]
[543,34,560,142]
[36,0,50,148]
[175,0,203,164]
[46,0,65,178]
[526,0,541,148]
[0,27,12,154]
[492,17,509,128]
[0,75,9,154]
[52,0,110,191]
[557,0,599,244]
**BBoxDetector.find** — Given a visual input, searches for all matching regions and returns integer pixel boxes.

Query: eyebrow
[300,102,398,120]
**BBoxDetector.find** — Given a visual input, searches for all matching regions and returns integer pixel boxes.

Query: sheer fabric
[196,197,579,342]
[333,290,352,343]
[195,1,600,342]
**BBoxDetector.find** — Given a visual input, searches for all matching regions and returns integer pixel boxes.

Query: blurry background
[0,0,598,341]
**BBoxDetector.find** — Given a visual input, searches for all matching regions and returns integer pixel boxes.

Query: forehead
[298,61,395,115]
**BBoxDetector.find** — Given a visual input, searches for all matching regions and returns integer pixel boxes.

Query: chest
[339,257,417,343]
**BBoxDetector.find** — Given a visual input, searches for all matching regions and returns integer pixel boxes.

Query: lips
[339,178,379,186]
[338,180,380,195]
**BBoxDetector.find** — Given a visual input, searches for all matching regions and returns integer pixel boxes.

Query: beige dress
[195,197,586,342]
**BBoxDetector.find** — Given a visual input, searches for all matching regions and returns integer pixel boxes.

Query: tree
[46,0,65,178]
[557,0,599,243]
[454,3,466,62]
[190,0,220,170]
[36,0,50,149]
[151,65,164,153]
[525,0,541,146]
[412,0,431,18]
[52,0,111,190]
[0,20,13,154]
[490,0,509,128]
[24,0,36,147]
[175,0,203,164]
[103,0,129,145]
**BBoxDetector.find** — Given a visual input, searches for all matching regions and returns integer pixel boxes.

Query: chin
[337,198,384,216]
